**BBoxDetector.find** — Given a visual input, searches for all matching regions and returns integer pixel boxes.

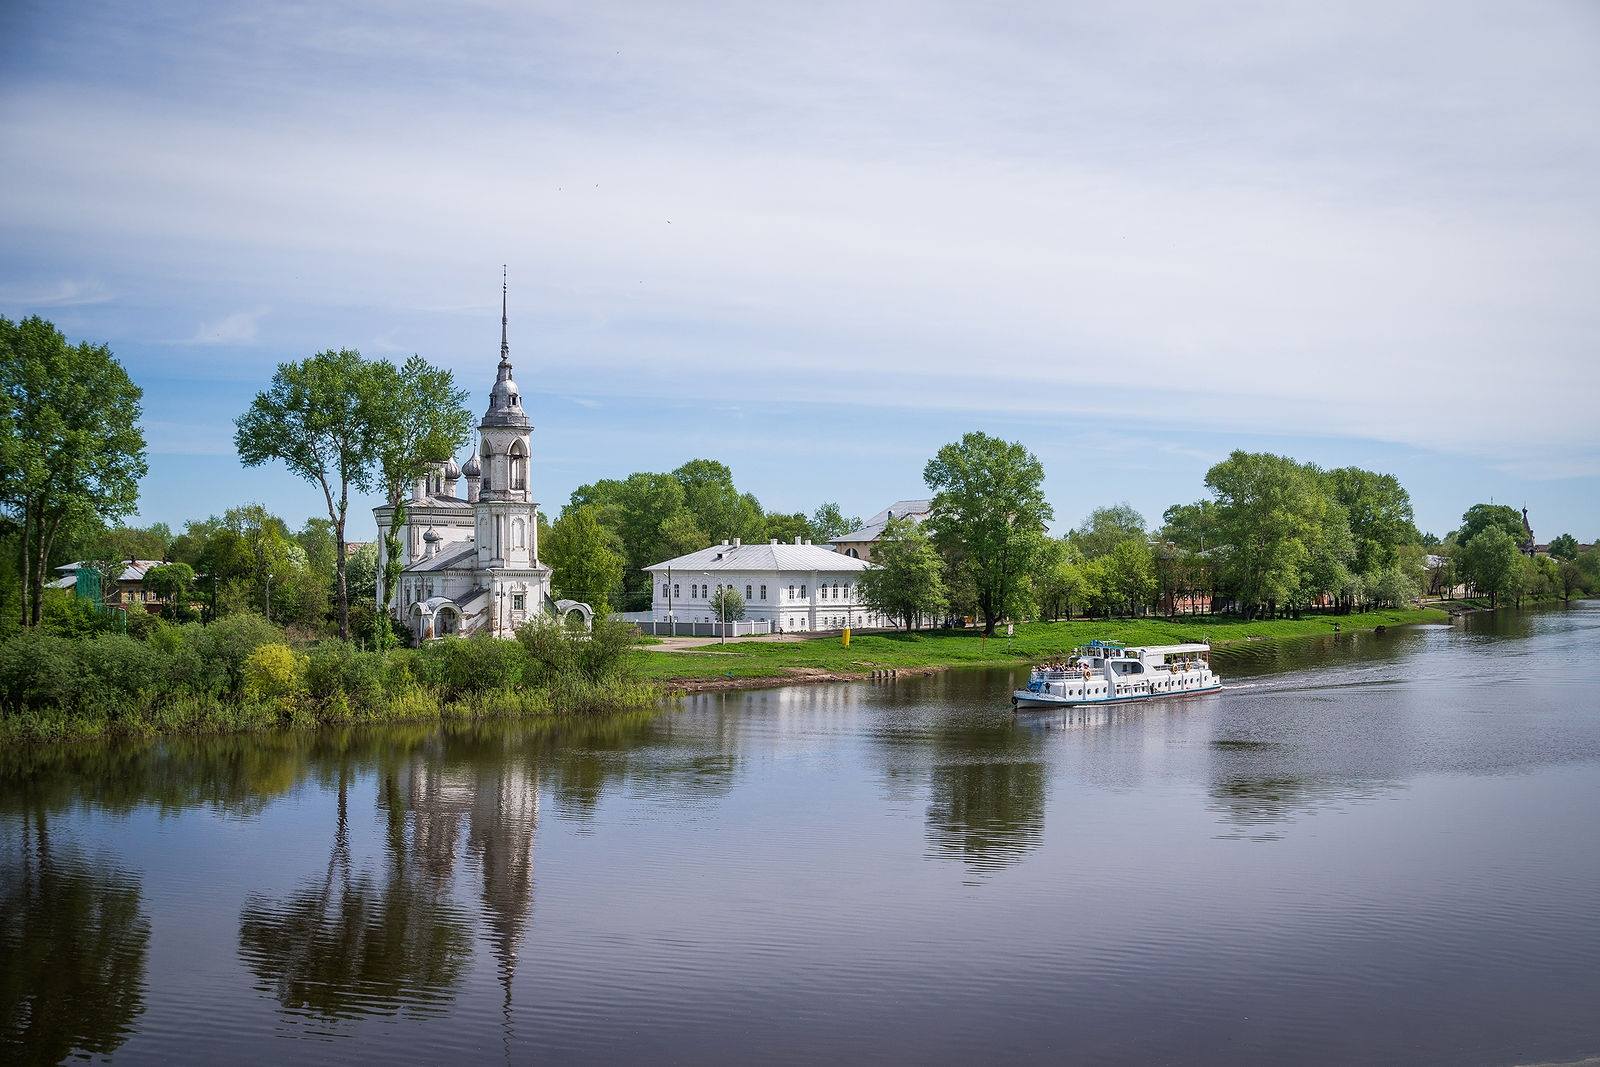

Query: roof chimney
[794,535,803,545]
[721,539,729,546]
[733,537,741,547]
[804,538,812,546]
[771,538,779,545]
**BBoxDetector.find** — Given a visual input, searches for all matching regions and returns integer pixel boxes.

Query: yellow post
[841,626,851,647]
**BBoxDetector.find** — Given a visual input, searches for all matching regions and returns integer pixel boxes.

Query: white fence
[633,619,774,638]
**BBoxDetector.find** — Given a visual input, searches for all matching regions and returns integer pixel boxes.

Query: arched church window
[509,442,528,491]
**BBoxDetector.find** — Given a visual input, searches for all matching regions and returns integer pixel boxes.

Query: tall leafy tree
[1457,503,1526,546]
[1031,537,1087,621]
[236,349,380,639]
[672,459,766,544]
[1547,533,1580,560]
[1104,538,1157,615]
[923,432,1052,635]
[547,504,626,611]
[858,517,948,629]
[369,355,471,640]
[0,316,147,627]
[761,511,812,545]
[808,502,860,542]
[1457,526,1520,608]
[1070,503,1146,559]
[1324,467,1415,578]
[571,472,701,601]
[1204,451,1348,618]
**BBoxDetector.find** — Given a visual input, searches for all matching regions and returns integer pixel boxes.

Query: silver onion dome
[462,451,481,478]
[444,457,462,481]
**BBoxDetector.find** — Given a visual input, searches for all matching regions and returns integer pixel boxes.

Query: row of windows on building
[402,580,524,613]
[663,581,857,601]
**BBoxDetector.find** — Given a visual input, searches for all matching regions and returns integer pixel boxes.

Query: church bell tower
[475,268,539,572]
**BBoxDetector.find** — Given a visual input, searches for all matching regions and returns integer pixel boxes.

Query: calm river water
[4,606,1600,1064]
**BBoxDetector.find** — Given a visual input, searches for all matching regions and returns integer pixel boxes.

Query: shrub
[517,619,576,681]
[78,634,169,717]
[416,635,525,698]
[40,590,115,639]
[518,616,639,684]
[192,613,286,697]
[0,631,79,713]
[304,640,386,710]
[243,643,306,703]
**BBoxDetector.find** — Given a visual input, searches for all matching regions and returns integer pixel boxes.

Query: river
[4,605,1599,1064]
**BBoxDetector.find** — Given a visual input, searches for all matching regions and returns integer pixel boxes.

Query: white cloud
[0,278,114,308]
[188,309,267,345]
[1,0,1596,471]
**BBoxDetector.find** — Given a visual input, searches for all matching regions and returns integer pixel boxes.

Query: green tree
[142,562,195,617]
[1070,503,1145,559]
[344,543,379,608]
[1031,538,1087,620]
[858,517,948,630]
[808,502,860,542]
[922,432,1052,635]
[707,585,746,623]
[1457,503,1526,546]
[95,522,172,563]
[369,355,472,643]
[236,349,381,639]
[761,511,812,545]
[1548,533,1580,560]
[1324,467,1415,578]
[1457,526,1520,608]
[1,316,147,627]
[547,505,626,611]
[672,459,765,544]
[571,472,700,602]
[1204,451,1346,618]
[1104,538,1157,615]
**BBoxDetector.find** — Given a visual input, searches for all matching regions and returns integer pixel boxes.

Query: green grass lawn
[632,608,1450,682]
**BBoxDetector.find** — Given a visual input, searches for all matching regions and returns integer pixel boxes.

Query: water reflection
[6,606,1600,1064]
[0,812,150,1063]
[237,763,475,1023]
[925,718,1047,871]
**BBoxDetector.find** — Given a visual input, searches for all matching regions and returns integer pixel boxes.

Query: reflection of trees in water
[4,711,736,1039]
[1207,741,1395,839]
[0,810,150,1063]
[874,711,1049,873]
[0,732,325,821]
[1210,772,1313,833]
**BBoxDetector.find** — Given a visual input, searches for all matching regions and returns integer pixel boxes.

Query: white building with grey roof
[373,273,589,641]
[827,499,932,562]
[644,537,881,632]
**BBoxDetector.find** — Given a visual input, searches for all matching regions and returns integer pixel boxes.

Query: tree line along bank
[4,315,1597,723]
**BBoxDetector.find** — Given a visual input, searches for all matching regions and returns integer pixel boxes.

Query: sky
[2,0,1598,543]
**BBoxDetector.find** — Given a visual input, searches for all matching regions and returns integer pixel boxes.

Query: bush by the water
[0,612,657,742]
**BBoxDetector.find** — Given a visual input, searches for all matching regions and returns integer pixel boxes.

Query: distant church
[374,273,591,640]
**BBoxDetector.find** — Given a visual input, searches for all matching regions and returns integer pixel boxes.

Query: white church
[374,277,590,641]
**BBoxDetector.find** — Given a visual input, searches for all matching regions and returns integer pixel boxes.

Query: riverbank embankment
[639,608,1451,693]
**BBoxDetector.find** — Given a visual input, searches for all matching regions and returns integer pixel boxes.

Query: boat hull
[1012,684,1223,709]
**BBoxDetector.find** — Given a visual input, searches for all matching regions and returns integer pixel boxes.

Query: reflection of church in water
[386,749,539,1010]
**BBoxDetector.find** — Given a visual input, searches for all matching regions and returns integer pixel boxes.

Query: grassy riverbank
[0,615,659,745]
[636,608,1450,690]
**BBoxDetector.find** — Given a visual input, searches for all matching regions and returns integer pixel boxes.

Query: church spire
[499,264,510,369]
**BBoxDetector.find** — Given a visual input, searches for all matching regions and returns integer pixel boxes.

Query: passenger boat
[1012,640,1222,709]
